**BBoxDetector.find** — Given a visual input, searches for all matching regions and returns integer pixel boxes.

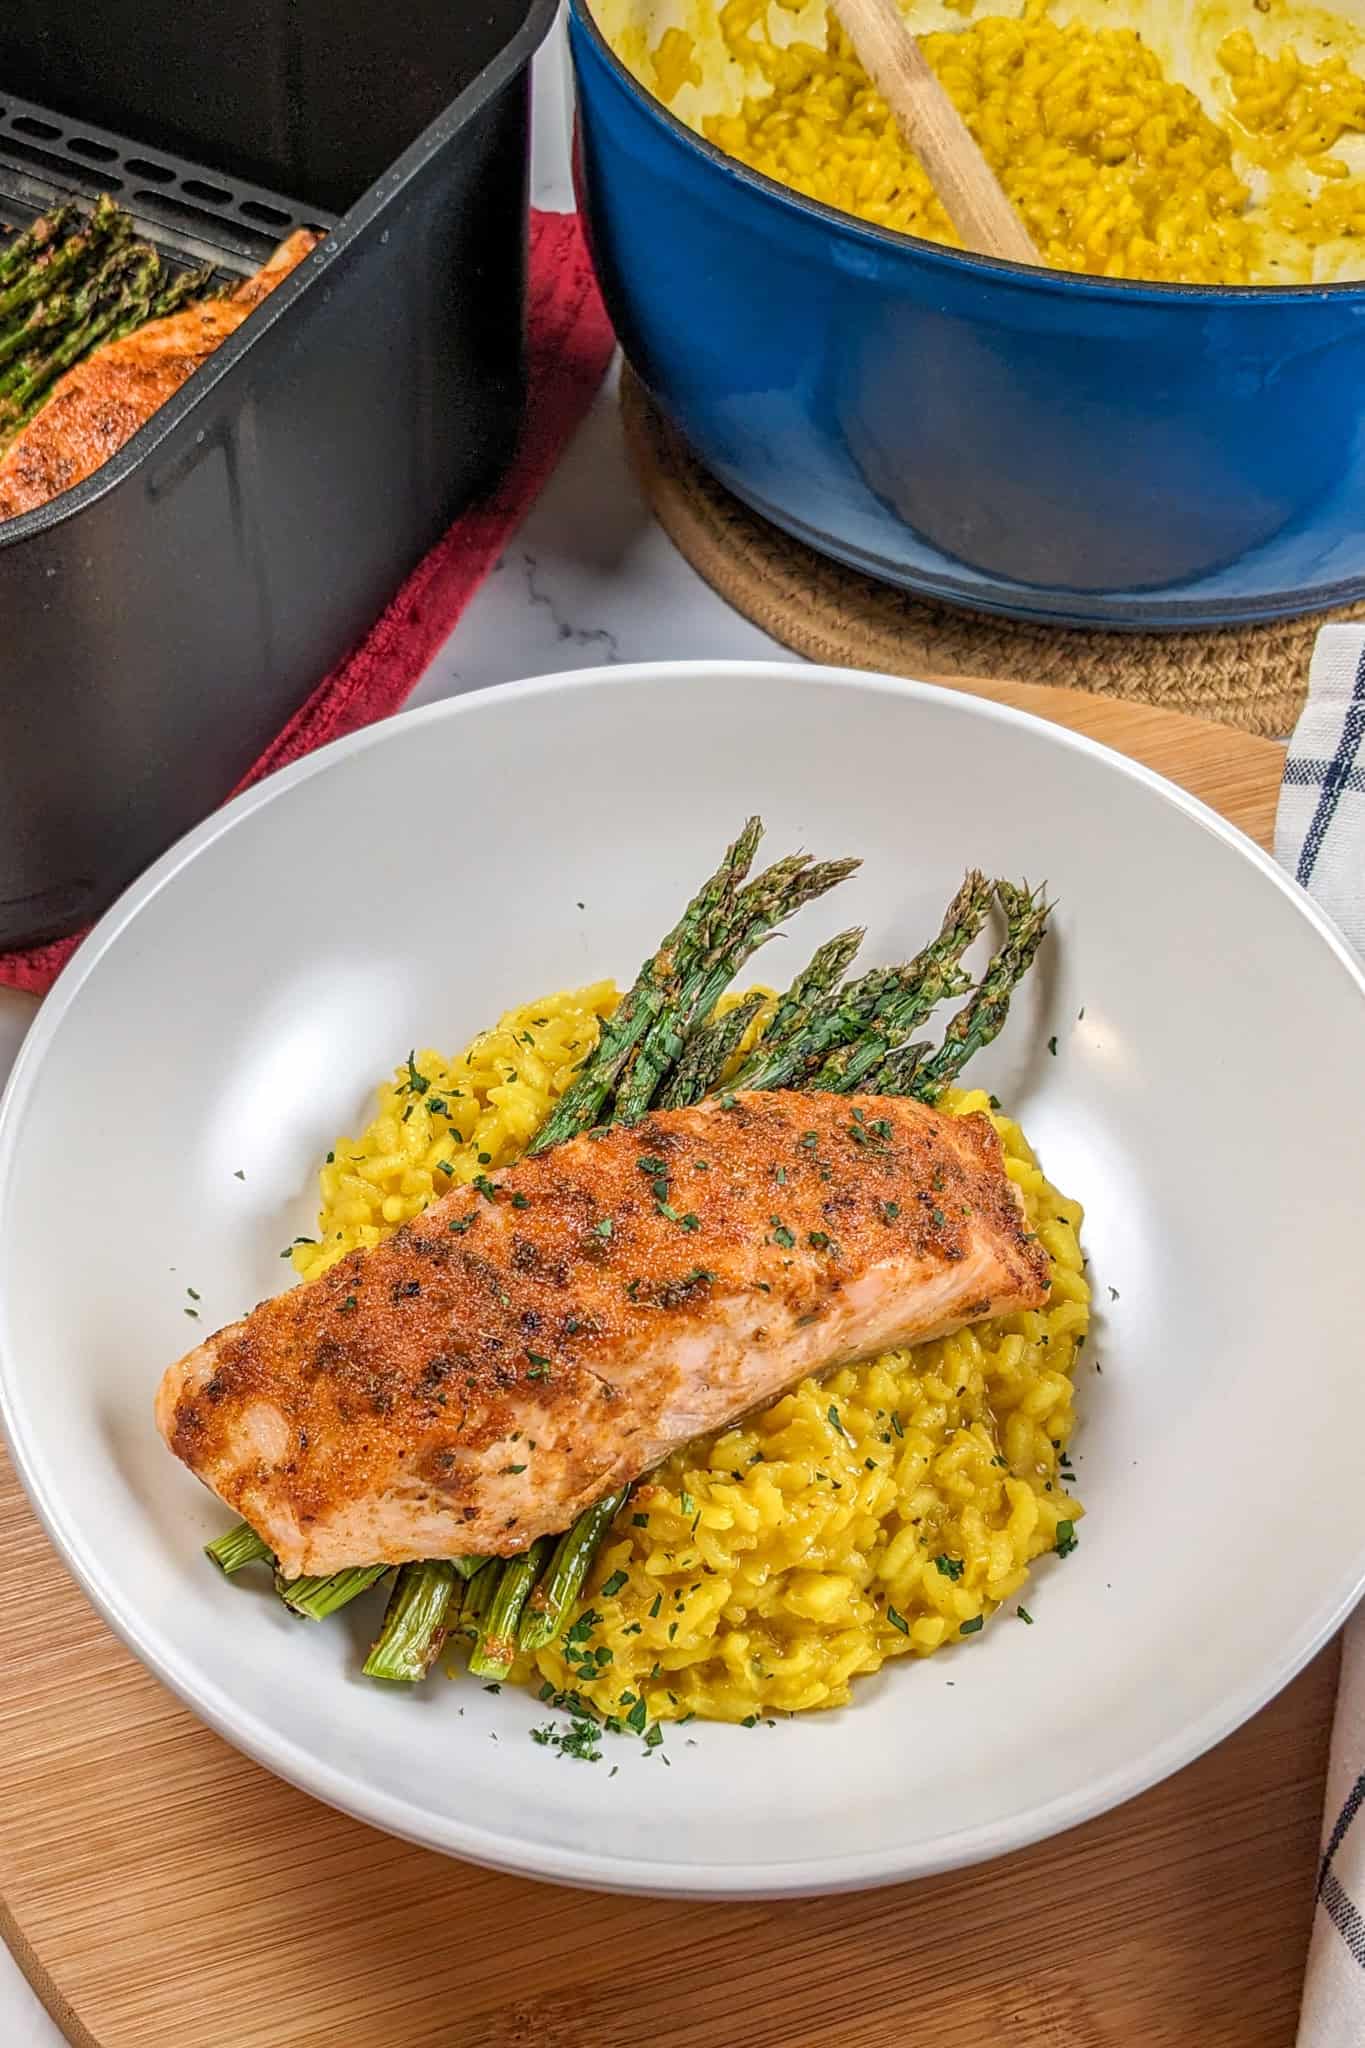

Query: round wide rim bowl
[2,661,1365,1898]
[568,0,1365,307]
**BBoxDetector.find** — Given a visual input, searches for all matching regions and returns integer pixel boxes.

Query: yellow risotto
[658,0,1365,284]
[296,982,1088,1723]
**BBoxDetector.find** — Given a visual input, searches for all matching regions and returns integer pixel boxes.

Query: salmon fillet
[157,1090,1051,1578]
[0,229,319,520]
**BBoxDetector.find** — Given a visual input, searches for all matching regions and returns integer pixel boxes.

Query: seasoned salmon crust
[157,1089,1050,1578]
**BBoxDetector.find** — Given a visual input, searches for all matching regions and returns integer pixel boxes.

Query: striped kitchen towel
[1277,625,1365,960]
[1289,625,1365,2048]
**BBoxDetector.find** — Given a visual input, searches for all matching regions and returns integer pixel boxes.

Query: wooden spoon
[829,0,1040,264]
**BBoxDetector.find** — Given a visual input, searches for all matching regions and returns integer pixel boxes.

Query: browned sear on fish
[0,229,318,520]
[156,1089,1051,1578]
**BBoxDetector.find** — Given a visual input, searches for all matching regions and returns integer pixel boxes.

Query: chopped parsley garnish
[649,1593,662,1618]
[625,1696,648,1734]
[525,1354,551,1381]
[644,1723,664,1750]
[471,1174,498,1202]
[769,1217,795,1249]
[931,1206,946,1227]
[235,1167,247,1179]
[500,1462,527,1475]
[600,1569,628,1599]
[531,1711,602,1763]
[592,1217,614,1240]
[510,1192,529,1210]
[886,1606,909,1636]
[680,1212,700,1232]
[891,1413,904,1438]
[631,1512,649,1528]
[679,1490,695,1516]
[1054,1520,1078,1558]
[436,1160,456,1177]
[1047,1035,1058,1057]
[807,1230,830,1251]
[880,1201,900,1224]
[637,1155,667,1177]
[934,1554,964,1580]
[799,1131,819,1150]
[338,1295,358,1314]
[1108,1285,1120,1302]
[960,1615,984,1635]
[988,1093,1002,1111]
[403,1051,429,1095]
[1017,1605,1034,1625]
[656,1199,682,1223]
[447,1214,475,1235]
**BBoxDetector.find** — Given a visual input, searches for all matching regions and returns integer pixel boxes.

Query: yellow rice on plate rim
[294,981,1088,1724]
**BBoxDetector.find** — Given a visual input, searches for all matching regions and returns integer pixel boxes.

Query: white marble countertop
[0,16,792,2041]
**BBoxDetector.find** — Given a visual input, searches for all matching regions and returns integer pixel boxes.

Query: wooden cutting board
[0,681,1326,2048]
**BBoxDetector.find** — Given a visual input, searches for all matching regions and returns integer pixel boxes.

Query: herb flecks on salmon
[156,1089,1049,1579]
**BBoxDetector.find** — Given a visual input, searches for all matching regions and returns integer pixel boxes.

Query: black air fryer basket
[0,0,557,950]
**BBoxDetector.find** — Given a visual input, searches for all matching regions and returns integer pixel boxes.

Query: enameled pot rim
[569,0,1365,306]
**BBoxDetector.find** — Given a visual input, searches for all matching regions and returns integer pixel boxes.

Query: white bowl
[2,662,1362,1898]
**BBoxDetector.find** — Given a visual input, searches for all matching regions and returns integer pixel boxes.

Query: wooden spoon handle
[829,0,1039,265]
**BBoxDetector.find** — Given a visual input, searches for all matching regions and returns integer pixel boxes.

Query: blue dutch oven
[569,0,1365,629]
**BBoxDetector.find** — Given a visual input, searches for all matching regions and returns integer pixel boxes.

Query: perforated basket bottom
[0,87,335,279]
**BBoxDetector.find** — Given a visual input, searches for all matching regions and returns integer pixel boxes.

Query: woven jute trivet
[621,364,1361,738]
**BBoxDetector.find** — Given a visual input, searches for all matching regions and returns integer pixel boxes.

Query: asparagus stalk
[147,261,216,321]
[205,1521,274,1574]
[526,818,764,1154]
[277,1563,391,1621]
[615,853,861,1123]
[0,247,158,447]
[457,1559,501,1641]
[0,204,76,289]
[910,882,1051,1102]
[0,197,126,332]
[0,290,84,376]
[808,870,993,1094]
[467,1536,556,1679]
[864,1037,932,1096]
[0,240,144,408]
[731,871,992,1094]
[658,992,767,1110]
[518,1488,631,1653]
[754,927,864,1056]
[363,1561,461,1681]
[360,1552,489,1677]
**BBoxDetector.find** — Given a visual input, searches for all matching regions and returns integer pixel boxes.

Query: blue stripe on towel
[1297,642,1365,888]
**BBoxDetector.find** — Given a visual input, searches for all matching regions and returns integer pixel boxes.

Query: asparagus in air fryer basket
[0,193,220,453]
